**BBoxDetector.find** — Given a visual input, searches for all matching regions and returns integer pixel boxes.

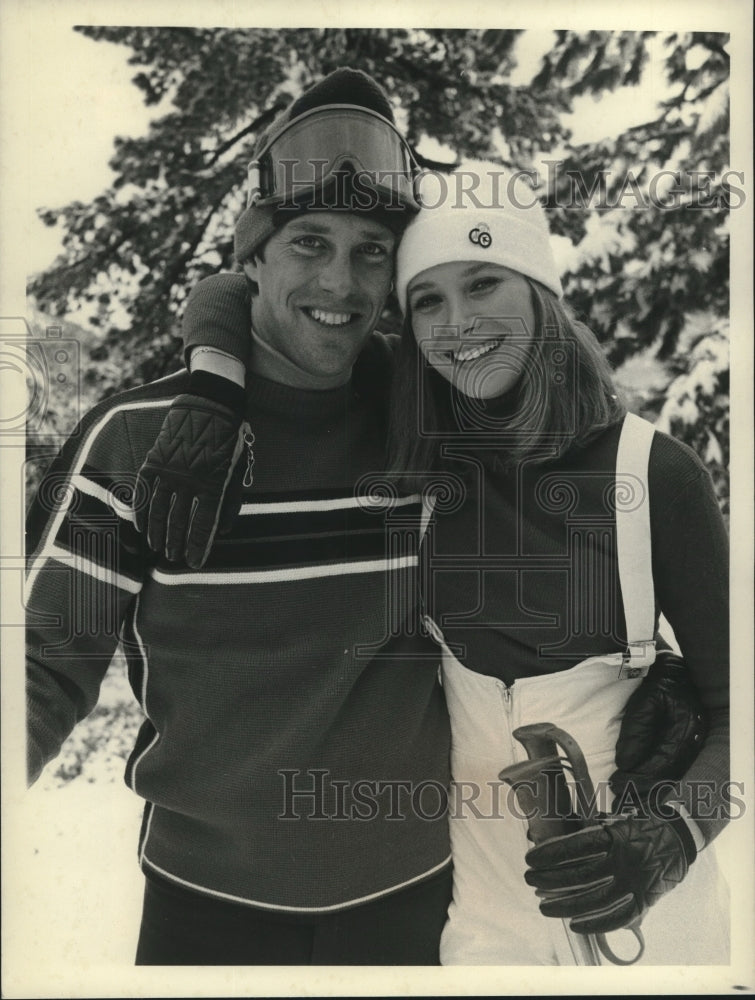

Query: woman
[134,161,730,965]
[386,161,729,964]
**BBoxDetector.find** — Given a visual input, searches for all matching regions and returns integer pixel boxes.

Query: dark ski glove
[524,809,697,934]
[610,650,708,799]
[134,370,247,569]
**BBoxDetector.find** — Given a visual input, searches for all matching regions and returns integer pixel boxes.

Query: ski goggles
[246,104,420,212]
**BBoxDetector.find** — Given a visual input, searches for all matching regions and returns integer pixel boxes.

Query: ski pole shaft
[498,754,603,966]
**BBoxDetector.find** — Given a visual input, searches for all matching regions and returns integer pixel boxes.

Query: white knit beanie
[395,160,562,310]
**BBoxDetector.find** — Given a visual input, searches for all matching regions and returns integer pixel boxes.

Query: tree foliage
[29,27,731,513]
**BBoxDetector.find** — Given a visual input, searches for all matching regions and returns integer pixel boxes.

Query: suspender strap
[615,412,657,678]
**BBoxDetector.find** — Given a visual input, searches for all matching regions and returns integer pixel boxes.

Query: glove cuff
[652,649,685,671]
[188,370,246,413]
[663,808,698,865]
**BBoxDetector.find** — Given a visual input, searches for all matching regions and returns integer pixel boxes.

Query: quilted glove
[524,809,697,934]
[134,371,247,569]
[610,650,708,799]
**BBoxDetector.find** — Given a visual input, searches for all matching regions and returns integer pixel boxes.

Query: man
[26,69,453,965]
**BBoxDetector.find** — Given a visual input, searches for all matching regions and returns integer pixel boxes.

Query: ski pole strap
[615,413,657,679]
[596,923,646,965]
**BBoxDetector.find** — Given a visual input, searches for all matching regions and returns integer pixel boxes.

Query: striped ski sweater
[26,356,452,911]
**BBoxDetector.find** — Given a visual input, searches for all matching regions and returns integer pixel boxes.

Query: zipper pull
[242,424,255,488]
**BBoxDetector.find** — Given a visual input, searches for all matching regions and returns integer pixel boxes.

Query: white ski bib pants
[424,415,729,965]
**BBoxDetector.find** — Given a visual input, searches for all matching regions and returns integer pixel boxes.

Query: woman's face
[407,261,536,399]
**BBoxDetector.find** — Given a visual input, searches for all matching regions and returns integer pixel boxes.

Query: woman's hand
[523,808,697,934]
[611,651,708,800]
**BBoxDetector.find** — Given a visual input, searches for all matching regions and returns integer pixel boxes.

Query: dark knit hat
[234,69,408,263]
[287,68,395,124]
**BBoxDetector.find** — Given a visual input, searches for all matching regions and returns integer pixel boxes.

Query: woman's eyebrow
[410,263,498,295]
[408,280,435,294]
[460,263,496,277]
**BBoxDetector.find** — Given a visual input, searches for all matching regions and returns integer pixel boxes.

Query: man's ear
[242,258,259,283]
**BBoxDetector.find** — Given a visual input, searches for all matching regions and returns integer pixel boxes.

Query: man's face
[243,212,397,389]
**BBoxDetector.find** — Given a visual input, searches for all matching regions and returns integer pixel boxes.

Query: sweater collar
[245,370,356,422]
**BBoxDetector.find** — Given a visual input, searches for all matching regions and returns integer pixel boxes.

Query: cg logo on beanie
[469,223,492,248]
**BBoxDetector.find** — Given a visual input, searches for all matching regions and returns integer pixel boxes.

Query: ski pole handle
[500,722,645,966]
[500,750,601,965]
[497,755,578,842]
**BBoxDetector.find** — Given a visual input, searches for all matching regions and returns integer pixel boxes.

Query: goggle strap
[246,161,262,208]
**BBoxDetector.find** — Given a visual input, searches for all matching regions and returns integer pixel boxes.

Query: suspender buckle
[618,640,656,680]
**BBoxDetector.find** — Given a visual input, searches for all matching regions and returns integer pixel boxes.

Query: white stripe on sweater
[129,594,162,801]
[239,494,421,515]
[150,554,418,585]
[43,545,143,595]
[140,852,453,914]
[71,473,136,523]
[26,397,172,599]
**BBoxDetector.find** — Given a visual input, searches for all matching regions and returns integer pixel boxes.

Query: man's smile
[303,307,359,327]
